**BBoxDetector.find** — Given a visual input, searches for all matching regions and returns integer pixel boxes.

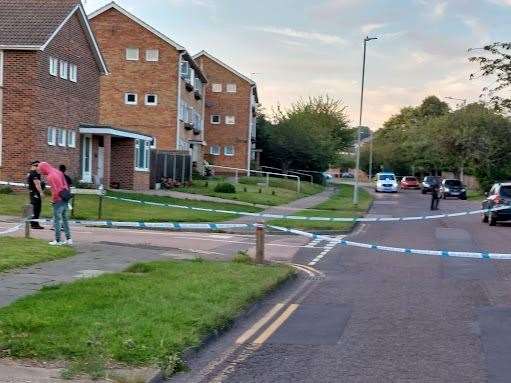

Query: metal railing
[204,165,301,193]
[259,166,314,184]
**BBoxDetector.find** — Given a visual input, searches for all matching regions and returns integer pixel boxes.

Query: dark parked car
[421,176,442,194]
[440,179,467,200]
[482,183,511,226]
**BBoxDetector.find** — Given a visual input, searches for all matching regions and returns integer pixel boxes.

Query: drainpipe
[247,85,255,176]
[176,52,184,150]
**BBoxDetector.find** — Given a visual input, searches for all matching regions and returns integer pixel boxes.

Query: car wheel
[489,213,497,226]
[460,195,467,200]
[482,213,488,223]
[421,189,426,194]
[443,194,447,199]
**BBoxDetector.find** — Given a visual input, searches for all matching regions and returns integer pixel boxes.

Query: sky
[83,0,511,129]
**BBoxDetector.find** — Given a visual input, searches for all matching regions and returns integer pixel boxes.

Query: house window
[224,145,235,156]
[69,63,77,82]
[135,139,150,171]
[47,127,57,146]
[212,83,222,93]
[150,137,157,149]
[145,49,159,62]
[225,116,236,125]
[126,48,139,61]
[226,83,237,93]
[180,61,190,79]
[145,94,158,106]
[49,57,58,76]
[67,130,76,148]
[125,93,138,105]
[59,61,68,79]
[194,78,202,92]
[210,145,221,156]
[211,115,221,124]
[180,101,189,121]
[57,129,66,147]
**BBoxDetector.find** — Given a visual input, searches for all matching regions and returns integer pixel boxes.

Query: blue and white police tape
[104,195,509,223]
[0,223,23,236]
[268,225,511,261]
[31,219,254,230]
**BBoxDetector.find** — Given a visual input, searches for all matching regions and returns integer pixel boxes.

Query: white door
[97,146,104,185]
[81,135,92,183]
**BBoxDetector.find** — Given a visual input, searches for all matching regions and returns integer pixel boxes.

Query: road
[168,189,511,383]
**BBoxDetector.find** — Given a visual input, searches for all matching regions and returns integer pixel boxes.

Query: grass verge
[467,189,485,202]
[0,237,75,272]
[179,177,324,206]
[0,260,294,379]
[0,191,262,223]
[269,184,373,231]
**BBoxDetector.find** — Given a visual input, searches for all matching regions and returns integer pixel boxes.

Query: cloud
[433,1,447,18]
[487,0,511,5]
[458,15,490,43]
[361,23,387,34]
[250,26,346,45]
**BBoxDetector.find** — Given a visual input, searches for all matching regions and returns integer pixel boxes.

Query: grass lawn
[467,189,485,202]
[0,237,75,272]
[269,184,373,231]
[0,260,293,379]
[0,191,262,223]
[179,177,324,206]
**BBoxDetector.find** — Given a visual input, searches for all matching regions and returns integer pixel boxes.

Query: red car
[400,176,420,189]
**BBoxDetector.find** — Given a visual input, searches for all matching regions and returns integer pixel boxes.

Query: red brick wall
[196,55,252,171]
[110,138,149,190]
[0,12,101,183]
[90,8,180,151]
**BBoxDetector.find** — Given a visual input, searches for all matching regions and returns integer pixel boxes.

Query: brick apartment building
[89,2,208,176]
[0,0,154,190]
[194,51,258,172]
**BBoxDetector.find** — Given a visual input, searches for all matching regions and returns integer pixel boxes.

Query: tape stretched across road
[31,219,254,230]
[268,225,511,261]
[0,224,23,236]
[104,195,509,223]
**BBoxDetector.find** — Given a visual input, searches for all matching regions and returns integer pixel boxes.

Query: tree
[469,42,511,112]
[258,96,353,172]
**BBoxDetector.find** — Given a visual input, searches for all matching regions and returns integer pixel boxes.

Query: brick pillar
[103,135,111,188]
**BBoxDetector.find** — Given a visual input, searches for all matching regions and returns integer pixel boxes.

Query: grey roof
[0,0,79,47]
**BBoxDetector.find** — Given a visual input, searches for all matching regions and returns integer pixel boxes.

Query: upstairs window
[47,127,57,146]
[145,94,158,106]
[125,93,138,105]
[67,130,76,148]
[211,115,221,124]
[180,101,189,122]
[69,63,77,82]
[126,48,139,61]
[59,60,68,79]
[226,83,237,93]
[49,57,58,76]
[225,116,235,125]
[57,129,66,147]
[180,61,190,79]
[224,145,235,156]
[212,83,222,93]
[210,145,221,156]
[145,49,159,62]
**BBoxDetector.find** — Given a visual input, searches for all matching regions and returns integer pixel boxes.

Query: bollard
[22,204,33,239]
[255,221,265,264]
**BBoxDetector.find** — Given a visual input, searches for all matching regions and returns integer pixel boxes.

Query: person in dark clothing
[59,165,73,188]
[430,181,441,211]
[27,161,44,229]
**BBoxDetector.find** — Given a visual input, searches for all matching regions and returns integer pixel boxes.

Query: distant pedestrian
[59,164,73,188]
[430,181,440,211]
[27,161,44,229]
[37,162,73,246]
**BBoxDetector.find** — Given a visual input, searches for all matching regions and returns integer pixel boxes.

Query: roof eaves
[88,1,185,51]
[193,50,256,86]
[0,45,42,50]
[182,51,208,83]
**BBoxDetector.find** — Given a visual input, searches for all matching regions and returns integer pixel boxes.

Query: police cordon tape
[104,195,509,223]
[30,219,255,230]
[268,225,511,261]
[0,223,23,236]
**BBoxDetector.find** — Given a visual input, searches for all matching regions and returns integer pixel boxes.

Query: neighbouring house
[193,51,258,174]
[89,2,208,186]
[0,0,154,190]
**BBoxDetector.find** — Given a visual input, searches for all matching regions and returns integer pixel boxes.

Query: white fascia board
[193,50,256,86]
[0,45,41,50]
[79,127,152,141]
[88,2,185,51]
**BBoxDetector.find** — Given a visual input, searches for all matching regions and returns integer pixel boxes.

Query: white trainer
[66,239,74,246]
[48,241,63,246]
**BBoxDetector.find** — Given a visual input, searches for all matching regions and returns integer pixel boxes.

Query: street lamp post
[354,36,377,205]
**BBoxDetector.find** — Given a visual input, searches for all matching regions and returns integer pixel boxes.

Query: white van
[375,172,398,193]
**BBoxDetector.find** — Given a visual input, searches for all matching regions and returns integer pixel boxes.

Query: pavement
[165,189,511,383]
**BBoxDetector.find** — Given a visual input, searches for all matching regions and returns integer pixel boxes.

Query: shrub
[0,186,13,194]
[232,251,254,264]
[243,187,248,192]
[214,182,236,193]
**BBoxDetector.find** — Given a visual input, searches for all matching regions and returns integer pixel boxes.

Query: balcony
[184,122,193,130]
[185,80,194,92]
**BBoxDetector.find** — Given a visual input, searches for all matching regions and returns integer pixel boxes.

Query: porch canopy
[79,124,153,190]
